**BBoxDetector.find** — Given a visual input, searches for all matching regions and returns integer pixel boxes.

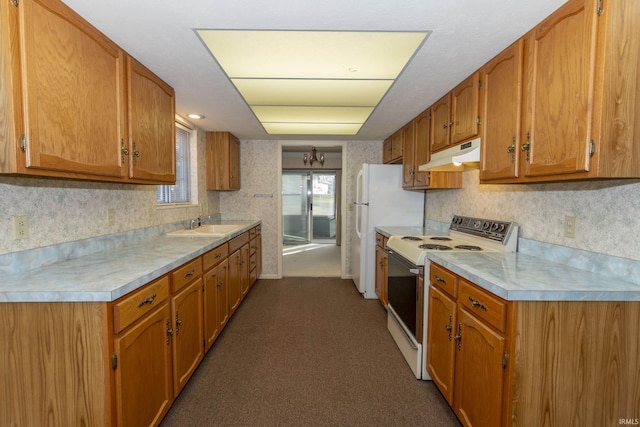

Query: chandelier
[303,147,324,166]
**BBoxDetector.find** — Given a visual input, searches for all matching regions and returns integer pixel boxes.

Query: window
[157,123,192,204]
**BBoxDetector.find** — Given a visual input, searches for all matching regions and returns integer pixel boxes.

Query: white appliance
[385,215,518,380]
[351,163,424,299]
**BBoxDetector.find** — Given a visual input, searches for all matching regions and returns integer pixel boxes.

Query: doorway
[282,170,337,245]
[280,144,344,278]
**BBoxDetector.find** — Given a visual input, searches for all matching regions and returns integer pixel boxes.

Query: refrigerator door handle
[355,168,365,239]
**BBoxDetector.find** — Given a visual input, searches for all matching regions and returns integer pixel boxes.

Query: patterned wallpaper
[425,170,640,261]
[0,126,219,256]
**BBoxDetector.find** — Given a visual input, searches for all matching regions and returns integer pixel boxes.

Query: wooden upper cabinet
[522,0,595,179]
[450,72,480,144]
[206,131,241,190]
[383,130,403,164]
[412,110,431,188]
[0,0,175,184]
[401,120,416,188]
[11,0,127,179]
[480,40,524,182]
[127,57,176,183]
[430,93,451,152]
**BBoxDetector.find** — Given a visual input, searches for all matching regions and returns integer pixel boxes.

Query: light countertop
[0,221,260,303]
[376,226,640,302]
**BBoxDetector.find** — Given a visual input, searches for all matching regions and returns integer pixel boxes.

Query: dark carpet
[160,277,461,427]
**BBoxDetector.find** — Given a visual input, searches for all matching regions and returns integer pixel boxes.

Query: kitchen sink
[166,224,245,237]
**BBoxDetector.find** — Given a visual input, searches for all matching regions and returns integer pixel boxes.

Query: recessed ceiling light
[197,30,430,136]
[188,114,205,119]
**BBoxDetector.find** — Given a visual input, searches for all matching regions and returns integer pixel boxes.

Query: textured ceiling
[61,0,567,141]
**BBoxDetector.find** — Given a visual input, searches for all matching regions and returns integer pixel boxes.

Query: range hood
[419,138,480,172]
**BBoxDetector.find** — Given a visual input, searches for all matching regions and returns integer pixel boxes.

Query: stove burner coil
[419,244,453,250]
[401,236,422,241]
[430,236,452,241]
[455,245,482,251]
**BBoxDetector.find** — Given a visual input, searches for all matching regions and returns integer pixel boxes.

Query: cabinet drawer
[203,243,228,271]
[430,263,457,298]
[249,238,257,254]
[249,227,257,239]
[459,279,507,333]
[229,232,249,253]
[249,253,257,271]
[113,276,170,334]
[171,258,202,292]
[376,233,387,248]
[255,225,261,235]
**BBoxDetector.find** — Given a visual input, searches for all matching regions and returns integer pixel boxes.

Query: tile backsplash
[0,127,219,256]
[425,170,640,261]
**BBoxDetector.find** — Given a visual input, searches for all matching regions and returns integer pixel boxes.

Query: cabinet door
[453,308,506,427]
[391,130,403,162]
[228,250,242,315]
[127,57,176,183]
[255,234,262,278]
[383,138,393,163]
[401,120,416,188]
[426,285,456,405]
[450,72,480,144]
[374,245,387,306]
[217,259,229,330]
[18,0,126,179]
[480,40,524,181]
[522,0,596,178]
[229,133,241,189]
[240,243,250,298]
[413,109,431,187]
[114,302,172,427]
[203,265,220,352]
[171,279,204,396]
[430,94,451,152]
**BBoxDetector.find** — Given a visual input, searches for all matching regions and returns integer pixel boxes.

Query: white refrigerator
[351,163,425,299]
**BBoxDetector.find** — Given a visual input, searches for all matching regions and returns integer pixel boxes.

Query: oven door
[385,248,423,343]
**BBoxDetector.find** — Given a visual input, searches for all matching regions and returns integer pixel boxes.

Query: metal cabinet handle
[166,320,173,344]
[184,269,195,278]
[138,293,157,308]
[521,131,531,161]
[215,253,222,259]
[445,315,453,341]
[468,296,488,311]
[454,324,462,351]
[175,311,182,335]
[435,275,446,284]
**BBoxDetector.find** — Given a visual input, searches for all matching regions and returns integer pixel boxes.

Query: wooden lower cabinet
[427,262,640,427]
[114,302,173,427]
[0,227,262,426]
[426,285,456,405]
[374,234,388,306]
[453,307,506,427]
[203,258,228,352]
[170,279,204,396]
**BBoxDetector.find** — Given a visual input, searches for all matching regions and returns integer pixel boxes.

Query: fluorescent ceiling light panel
[262,123,363,135]
[231,79,393,107]
[197,30,429,135]
[251,106,374,124]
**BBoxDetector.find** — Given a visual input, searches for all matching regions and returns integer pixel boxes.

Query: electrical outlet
[13,216,29,240]
[108,209,116,226]
[564,215,576,238]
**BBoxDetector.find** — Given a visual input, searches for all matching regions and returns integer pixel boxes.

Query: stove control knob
[491,223,499,231]
[473,220,481,229]
[498,224,506,232]
[483,222,491,230]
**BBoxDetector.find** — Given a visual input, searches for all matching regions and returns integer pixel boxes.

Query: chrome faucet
[189,216,202,229]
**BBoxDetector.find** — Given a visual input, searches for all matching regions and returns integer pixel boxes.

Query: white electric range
[383,215,518,380]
